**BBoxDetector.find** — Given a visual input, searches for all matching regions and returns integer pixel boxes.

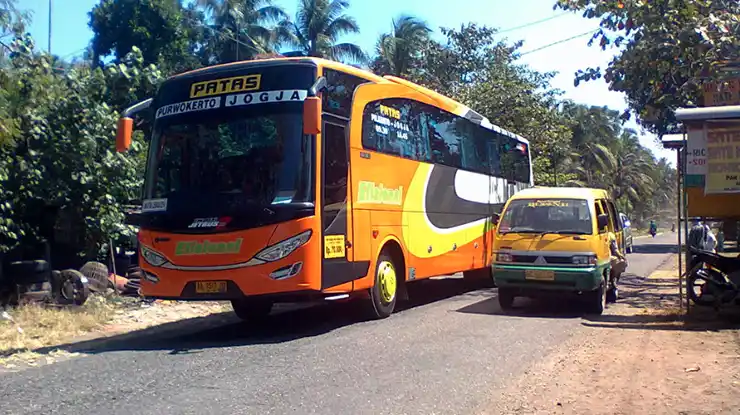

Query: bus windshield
[498,198,593,235]
[144,104,312,208]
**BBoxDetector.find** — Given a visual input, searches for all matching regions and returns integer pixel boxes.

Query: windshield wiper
[548,230,591,235]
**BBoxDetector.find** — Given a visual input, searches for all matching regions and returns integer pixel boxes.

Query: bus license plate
[525,269,555,281]
[195,281,228,294]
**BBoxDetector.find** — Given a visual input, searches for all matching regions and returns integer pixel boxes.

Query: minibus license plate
[525,269,555,281]
[195,281,228,293]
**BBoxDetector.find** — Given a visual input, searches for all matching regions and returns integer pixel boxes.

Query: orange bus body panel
[139,217,321,298]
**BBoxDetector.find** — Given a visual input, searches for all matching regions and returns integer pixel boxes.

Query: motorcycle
[686,247,740,307]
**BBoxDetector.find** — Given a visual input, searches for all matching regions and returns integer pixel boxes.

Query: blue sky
[23,0,675,163]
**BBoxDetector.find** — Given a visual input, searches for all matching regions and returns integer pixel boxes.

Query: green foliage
[554,0,740,135]
[286,0,366,63]
[0,36,162,256]
[89,0,203,74]
[371,14,432,77]
[559,102,677,225]
[196,0,289,64]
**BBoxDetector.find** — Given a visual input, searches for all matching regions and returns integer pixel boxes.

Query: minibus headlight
[572,255,597,265]
[497,253,513,262]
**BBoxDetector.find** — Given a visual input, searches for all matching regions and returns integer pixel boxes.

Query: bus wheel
[368,251,399,319]
[231,299,273,322]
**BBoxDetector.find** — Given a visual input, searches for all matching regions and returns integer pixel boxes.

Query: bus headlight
[141,246,168,267]
[250,230,312,264]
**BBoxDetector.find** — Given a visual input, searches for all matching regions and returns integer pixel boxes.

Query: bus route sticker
[225,89,307,107]
[324,235,346,259]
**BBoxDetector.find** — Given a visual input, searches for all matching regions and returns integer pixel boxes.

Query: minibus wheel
[585,275,607,315]
[497,287,515,310]
[367,250,399,319]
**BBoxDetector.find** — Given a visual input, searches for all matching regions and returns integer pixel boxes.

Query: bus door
[320,118,357,289]
[484,140,505,267]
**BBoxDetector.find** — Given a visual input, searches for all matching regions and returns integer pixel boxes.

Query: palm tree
[372,14,431,77]
[566,132,656,212]
[196,0,288,63]
[286,0,365,63]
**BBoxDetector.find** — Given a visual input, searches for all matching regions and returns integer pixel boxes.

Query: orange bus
[115,57,533,320]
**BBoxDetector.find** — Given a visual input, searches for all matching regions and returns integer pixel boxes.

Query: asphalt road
[0,232,679,415]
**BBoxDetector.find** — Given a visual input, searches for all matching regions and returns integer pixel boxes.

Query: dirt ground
[484,254,740,415]
[0,296,230,369]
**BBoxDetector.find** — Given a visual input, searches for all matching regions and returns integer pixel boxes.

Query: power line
[519,29,599,56]
[497,12,570,35]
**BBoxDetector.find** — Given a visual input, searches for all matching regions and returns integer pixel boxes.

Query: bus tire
[367,250,399,319]
[231,299,273,322]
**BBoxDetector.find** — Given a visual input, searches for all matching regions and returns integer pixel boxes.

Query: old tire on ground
[585,275,607,315]
[79,261,110,293]
[367,250,399,319]
[124,266,142,296]
[231,299,274,322]
[56,269,90,306]
[497,287,515,310]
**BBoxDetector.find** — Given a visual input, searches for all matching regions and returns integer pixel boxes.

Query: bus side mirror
[492,213,500,225]
[303,96,321,135]
[116,117,134,153]
[597,214,609,231]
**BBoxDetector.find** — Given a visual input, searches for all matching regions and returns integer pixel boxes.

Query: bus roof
[168,56,388,83]
[166,56,529,145]
[510,186,610,201]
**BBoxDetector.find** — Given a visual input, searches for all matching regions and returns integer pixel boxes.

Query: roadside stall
[669,75,740,311]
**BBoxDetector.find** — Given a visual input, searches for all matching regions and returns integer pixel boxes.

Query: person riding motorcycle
[649,220,657,236]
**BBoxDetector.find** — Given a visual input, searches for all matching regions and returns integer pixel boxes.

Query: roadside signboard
[705,127,740,194]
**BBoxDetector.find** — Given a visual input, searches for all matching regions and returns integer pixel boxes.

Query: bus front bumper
[492,264,607,296]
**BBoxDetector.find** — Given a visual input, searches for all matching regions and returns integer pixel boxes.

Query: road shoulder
[481,254,740,415]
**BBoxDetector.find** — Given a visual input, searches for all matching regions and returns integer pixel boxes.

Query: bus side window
[361,98,423,161]
[486,136,502,177]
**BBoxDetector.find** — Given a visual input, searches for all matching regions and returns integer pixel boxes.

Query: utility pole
[47,0,52,54]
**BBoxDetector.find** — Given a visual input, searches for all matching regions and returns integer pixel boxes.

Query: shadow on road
[27,277,488,357]
[456,294,588,319]
[581,273,740,332]
[630,243,679,255]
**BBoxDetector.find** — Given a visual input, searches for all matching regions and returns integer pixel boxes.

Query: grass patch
[0,294,117,356]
